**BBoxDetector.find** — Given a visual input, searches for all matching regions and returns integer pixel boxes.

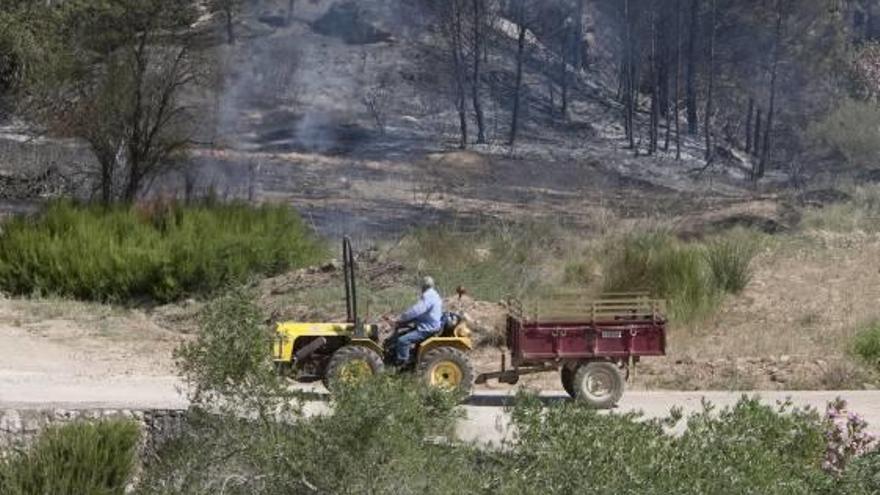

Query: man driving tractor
[395,276,443,366]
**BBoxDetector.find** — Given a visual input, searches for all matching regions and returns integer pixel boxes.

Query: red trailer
[475,293,667,408]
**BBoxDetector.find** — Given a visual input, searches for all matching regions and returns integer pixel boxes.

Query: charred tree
[759,0,785,179]
[745,97,754,154]
[753,107,762,159]
[560,20,571,118]
[686,0,698,135]
[704,0,716,162]
[509,2,527,146]
[452,0,468,149]
[650,6,659,154]
[471,0,486,143]
[623,0,635,148]
[675,0,682,159]
[574,0,586,70]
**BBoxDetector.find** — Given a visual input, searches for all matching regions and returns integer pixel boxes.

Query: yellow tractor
[272,238,475,393]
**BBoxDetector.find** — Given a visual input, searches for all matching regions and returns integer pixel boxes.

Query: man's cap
[421,276,435,289]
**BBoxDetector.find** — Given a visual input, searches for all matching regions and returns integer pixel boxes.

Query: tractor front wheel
[418,347,474,395]
[572,361,624,409]
[323,345,384,392]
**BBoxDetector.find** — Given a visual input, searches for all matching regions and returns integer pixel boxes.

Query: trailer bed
[506,294,666,363]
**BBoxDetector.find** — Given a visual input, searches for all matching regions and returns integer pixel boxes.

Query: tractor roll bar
[343,236,358,325]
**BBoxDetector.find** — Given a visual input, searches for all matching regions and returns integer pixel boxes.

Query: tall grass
[704,232,759,294]
[0,201,325,303]
[603,232,719,321]
[603,232,758,321]
[0,420,140,495]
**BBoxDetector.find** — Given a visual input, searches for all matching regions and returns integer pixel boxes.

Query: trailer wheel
[323,345,383,392]
[572,361,624,409]
[561,366,575,398]
[419,347,474,395]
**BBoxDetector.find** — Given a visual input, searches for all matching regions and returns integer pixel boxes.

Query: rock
[321,260,341,272]
[779,354,792,364]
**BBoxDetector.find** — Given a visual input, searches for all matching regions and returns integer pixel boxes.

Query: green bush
[136,376,482,495]
[0,201,324,303]
[704,233,759,294]
[839,449,880,495]
[137,380,880,495]
[603,232,720,321]
[502,395,830,494]
[0,420,140,495]
[175,288,293,414]
[808,97,880,168]
[852,321,880,371]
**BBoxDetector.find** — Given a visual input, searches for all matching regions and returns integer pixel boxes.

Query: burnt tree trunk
[704,0,716,162]
[472,0,486,143]
[225,8,235,45]
[623,0,635,148]
[650,7,659,154]
[509,7,527,146]
[675,0,682,159]
[452,0,468,148]
[560,23,570,118]
[686,0,698,135]
[574,0,586,69]
[745,97,754,154]
[759,0,785,179]
[753,107,762,159]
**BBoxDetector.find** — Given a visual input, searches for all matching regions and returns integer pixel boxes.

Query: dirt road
[2,374,878,445]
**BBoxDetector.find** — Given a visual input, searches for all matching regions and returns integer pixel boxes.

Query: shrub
[839,449,880,495]
[602,232,720,321]
[0,201,324,303]
[0,420,140,495]
[823,398,877,474]
[808,97,880,168]
[801,186,880,233]
[136,377,880,495]
[704,233,759,294]
[136,376,480,495]
[852,321,880,371]
[174,288,293,415]
[503,394,831,494]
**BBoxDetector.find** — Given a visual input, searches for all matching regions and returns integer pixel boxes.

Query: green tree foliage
[1,0,201,202]
[174,287,297,417]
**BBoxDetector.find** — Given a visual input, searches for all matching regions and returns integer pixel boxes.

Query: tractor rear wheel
[323,345,383,392]
[418,347,474,395]
[572,361,624,409]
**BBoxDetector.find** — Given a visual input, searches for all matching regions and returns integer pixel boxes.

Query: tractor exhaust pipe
[294,337,327,363]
